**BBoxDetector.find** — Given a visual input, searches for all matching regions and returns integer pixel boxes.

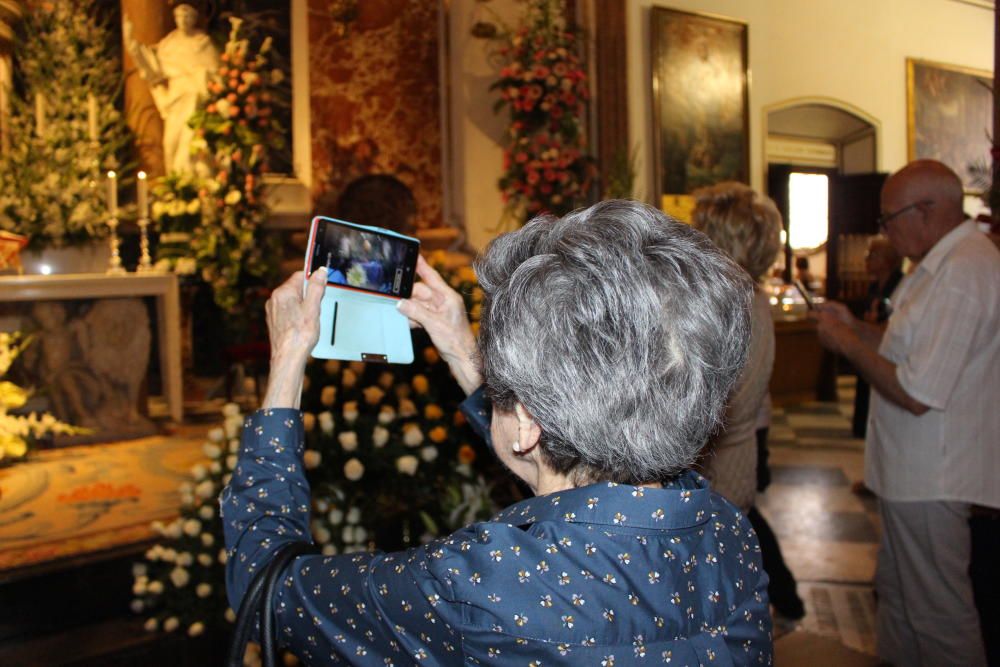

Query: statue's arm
[123,16,167,87]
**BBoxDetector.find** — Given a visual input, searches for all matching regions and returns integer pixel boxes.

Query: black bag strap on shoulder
[226,541,318,667]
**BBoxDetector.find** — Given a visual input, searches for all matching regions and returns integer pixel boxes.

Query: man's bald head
[881,160,965,259]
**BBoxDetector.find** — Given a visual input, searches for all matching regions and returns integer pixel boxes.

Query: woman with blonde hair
[692,181,805,620]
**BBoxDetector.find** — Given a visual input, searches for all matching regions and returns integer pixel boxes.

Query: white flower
[151,521,166,536]
[328,508,344,525]
[216,98,232,117]
[346,507,361,524]
[320,386,337,406]
[188,621,205,637]
[132,578,148,596]
[313,525,331,544]
[196,480,215,499]
[207,427,225,443]
[144,617,159,632]
[198,504,214,520]
[183,519,202,537]
[223,415,242,439]
[222,403,241,418]
[396,455,419,476]
[321,544,338,556]
[303,413,316,432]
[377,406,396,424]
[209,461,222,474]
[343,458,364,481]
[218,549,228,565]
[363,385,385,405]
[226,454,237,470]
[176,552,194,567]
[372,426,389,448]
[148,580,164,595]
[170,566,190,588]
[403,425,424,448]
[421,446,439,463]
[342,401,358,423]
[303,450,322,469]
[130,599,144,613]
[174,257,198,275]
[132,563,148,578]
[198,553,213,567]
[160,548,177,563]
[191,464,207,481]
[165,521,183,539]
[203,442,222,459]
[354,527,368,543]
[338,432,358,452]
[318,411,334,435]
[201,532,215,547]
[163,616,180,633]
[196,583,212,598]
[224,608,236,623]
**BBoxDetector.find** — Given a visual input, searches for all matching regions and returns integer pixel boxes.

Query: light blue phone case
[305,216,417,364]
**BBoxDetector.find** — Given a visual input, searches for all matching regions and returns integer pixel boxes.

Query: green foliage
[0,1,133,250]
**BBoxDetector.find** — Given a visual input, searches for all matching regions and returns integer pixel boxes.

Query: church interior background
[0,0,993,665]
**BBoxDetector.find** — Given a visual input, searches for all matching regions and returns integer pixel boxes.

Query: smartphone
[305,217,419,299]
[792,279,815,310]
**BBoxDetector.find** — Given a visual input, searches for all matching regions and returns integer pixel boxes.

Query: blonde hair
[691,182,782,281]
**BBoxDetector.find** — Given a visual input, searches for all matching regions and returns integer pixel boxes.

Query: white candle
[107,170,118,217]
[137,171,148,219]
[34,93,45,139]
[87,93,98,142]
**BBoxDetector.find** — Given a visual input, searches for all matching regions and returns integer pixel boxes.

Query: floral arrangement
[492,0,593,220]
[150,173,201,277]
[132,259,509,643]
[0,0,133,250]
[0,332,83,465]
[153,17,284,311]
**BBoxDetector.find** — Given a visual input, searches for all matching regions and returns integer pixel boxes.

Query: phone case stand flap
[310,286,414,364]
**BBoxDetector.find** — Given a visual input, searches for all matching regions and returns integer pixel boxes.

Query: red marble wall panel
[309,0,443,229]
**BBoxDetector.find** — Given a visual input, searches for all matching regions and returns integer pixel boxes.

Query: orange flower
[412,375,429,394]
[429,426,448,443]
[425,404,444,420]
[423,347,440,365]
[453,411,467,427]
[458,444,476,464]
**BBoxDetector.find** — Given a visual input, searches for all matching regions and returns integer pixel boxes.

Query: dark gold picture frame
[906,58,992,191]
[650,6,749,203]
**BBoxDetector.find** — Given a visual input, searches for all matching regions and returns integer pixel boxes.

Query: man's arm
[815,309,929,416]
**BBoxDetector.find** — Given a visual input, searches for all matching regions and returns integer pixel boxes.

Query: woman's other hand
[262,268,327,409]
[397,256,481,395]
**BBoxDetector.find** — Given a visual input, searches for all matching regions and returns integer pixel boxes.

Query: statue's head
[173,3,199,34]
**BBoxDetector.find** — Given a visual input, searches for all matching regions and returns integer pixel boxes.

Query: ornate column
[120,0,170,177]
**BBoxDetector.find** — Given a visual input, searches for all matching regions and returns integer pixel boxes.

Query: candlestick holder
[106,216,127,275]
[136,216,154,272]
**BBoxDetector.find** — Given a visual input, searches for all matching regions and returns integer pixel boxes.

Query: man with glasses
[814,160,998,667]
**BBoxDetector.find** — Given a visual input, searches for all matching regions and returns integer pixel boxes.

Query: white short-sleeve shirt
[866,221,1000,507]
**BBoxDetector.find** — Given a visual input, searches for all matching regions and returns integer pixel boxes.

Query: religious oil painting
[907,58,992,191]
[650,7,748,201]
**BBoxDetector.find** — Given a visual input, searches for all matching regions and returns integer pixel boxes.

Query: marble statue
[123,4,219,175]
[24,299,156,444]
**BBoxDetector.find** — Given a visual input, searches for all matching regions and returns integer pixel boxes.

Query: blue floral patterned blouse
[222,406,772,666]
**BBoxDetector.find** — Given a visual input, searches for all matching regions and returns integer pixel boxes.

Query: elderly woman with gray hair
[222,200,772,665]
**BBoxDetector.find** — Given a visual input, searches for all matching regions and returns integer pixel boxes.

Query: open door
[827,173,887,305]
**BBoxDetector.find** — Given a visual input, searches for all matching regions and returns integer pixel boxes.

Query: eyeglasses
[877,200,932,231]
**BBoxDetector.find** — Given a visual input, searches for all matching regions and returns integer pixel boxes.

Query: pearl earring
[511,441,521,452]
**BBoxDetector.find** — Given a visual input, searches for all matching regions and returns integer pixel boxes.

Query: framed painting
[907,58,992,191]
[650,7,749,202]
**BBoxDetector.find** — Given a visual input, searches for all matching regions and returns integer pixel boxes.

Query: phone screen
[308,218,419,298]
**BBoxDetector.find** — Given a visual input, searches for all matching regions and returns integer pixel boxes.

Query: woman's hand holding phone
[397,256,481,395]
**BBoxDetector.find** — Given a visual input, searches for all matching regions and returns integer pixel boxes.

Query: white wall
[627,0,992,202]
[448,0,993,249]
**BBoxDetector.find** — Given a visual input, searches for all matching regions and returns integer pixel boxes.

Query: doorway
[764,100,884,304]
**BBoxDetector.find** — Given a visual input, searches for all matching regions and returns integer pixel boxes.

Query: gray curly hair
[475,200,754,485]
